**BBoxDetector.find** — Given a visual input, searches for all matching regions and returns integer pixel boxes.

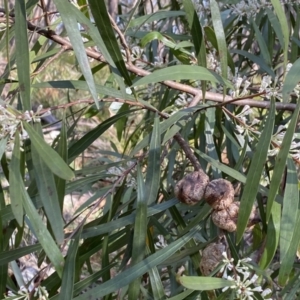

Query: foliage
[0,0,299,299]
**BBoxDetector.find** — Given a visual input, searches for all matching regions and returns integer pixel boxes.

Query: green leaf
[252,19,271,66]
[32,80,135,100]
[178,276,234,290]
[68,109,136,162]
[81,199,178,238]
[132,65,233,88]
[15,0,31,111]
[23,122,74,180]
[0,136,8,160]
[182,0,206,67]
[88,0,132,87]
[31,123,64,244]
[259,200,281,269]
[65,3,128,98]
[146,115,161,205]
[53,0,100,108]
[236,99,276,243]
[278,158,300,285]
[73,228,197,299]
[55,114,68,211]
[282,58,300,102]
[168,289,194,300]
[9,132,24,225]
[265,7,284,57]
[230,49,275,78]
[0,244,41,266]
[128,11,185,28]
[20,181,64,277]
[270,0,289,70]
[131,106,200,156]
[210,0,228,80]
[266,98,300,220]
[128,166,148,298]
[58,230,81,300]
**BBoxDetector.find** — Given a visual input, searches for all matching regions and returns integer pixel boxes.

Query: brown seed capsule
[174,170,209,205]
[200,242,225,276]
[204,179,235,210]
[211,202,256,232]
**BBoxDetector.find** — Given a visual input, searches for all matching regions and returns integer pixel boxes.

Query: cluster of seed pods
[174,170,257,232]
[175,170,258,276]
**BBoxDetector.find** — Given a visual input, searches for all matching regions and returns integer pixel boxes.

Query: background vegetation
[0,0,300,299]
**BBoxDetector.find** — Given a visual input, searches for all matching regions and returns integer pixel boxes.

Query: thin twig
[39,0,50,29]
[0,8,292,112]
[31,46,67,77]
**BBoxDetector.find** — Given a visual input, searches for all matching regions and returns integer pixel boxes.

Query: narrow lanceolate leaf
[132,65,233,88]
[55,114,68,211]
[53,0,100,108]
[31,123,64,244]
[182,0,207,97]
[178,276,234,290]
[0,136,7,161]
[20,180,64,277]
[252,19,271,66]
[231,49,275,78]
[210,0,228,80]
[73,228,197,299]
[0,244,42,266]
[260,200,281,269]
[278,158,300,285]
[182,0,206,67]
[266,99,300,220]
[146,115,161,205]
[15,0,31,111]
[270,0,289,71]
[88,0,132,86]
[236,99,276,243]
[9,132,24,225]
[58,231,81,300]
[23,122,74,180]
[68,109,135,161]
[128,166,148,299]
[282,58,300,102]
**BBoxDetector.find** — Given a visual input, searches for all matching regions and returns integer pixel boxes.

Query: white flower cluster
[231,0,268,18]
[0,104,51,151]
[234,105,260,142]
[258,75,281,100]
[230,69,251,98]
[5,285,49,300]
[221,252,272,300]
[268,125,300,159]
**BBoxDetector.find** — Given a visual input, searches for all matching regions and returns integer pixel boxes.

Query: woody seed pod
[200,242,226,276]
[204,179,235,210]
[174,170,209,205]
[211,201,256,232]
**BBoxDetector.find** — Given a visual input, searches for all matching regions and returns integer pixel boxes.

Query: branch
[6,11,294,112]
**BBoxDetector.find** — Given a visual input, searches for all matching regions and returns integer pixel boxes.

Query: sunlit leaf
[236,99,275,243]
[178,276,234,290]
[54,0,100,108]
[9,132,24,225]
[15,0,31,111]
[23,122,74,180]
[132,65,233,88]
[278,158,300,285]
